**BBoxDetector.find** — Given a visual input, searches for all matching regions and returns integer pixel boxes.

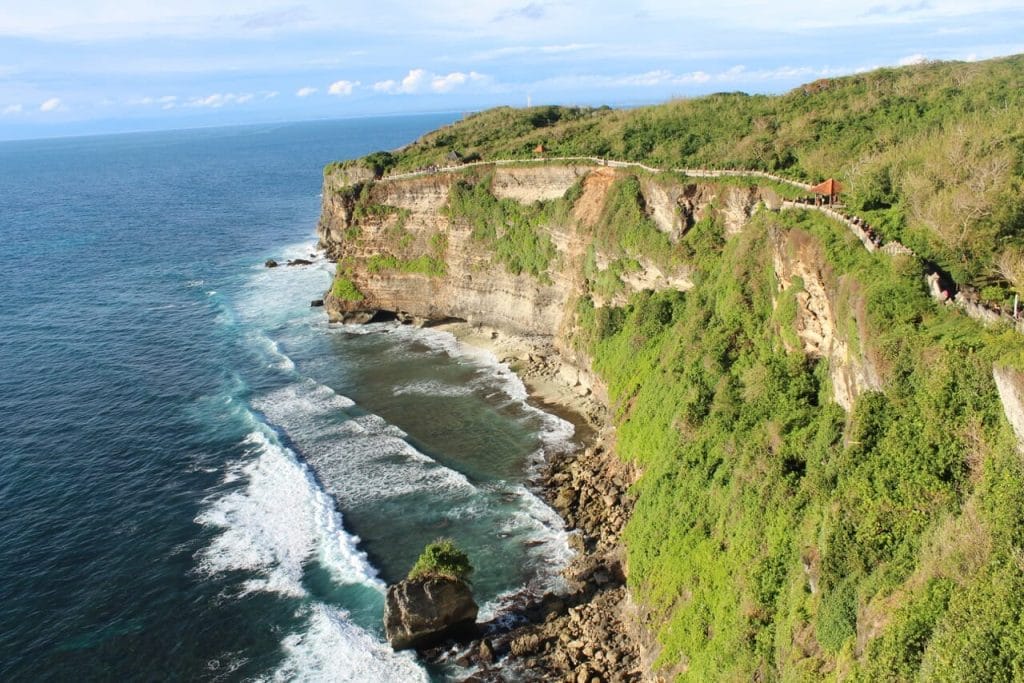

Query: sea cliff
[316,152,1024,680]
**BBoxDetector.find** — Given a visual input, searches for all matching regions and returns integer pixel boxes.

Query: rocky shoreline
[421,324,647,682]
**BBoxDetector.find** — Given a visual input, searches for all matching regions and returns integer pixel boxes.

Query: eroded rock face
[772,227,882,410]
[994,365,1024,451]
[316,166,719,334]
[383,576,479,651]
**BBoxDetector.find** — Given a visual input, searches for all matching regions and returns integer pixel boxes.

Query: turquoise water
[0,118,577,680]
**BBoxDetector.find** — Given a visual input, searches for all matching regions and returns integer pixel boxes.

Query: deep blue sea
[0,117,577,681]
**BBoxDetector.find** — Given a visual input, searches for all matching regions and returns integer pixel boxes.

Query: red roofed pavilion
[810,178,843,205]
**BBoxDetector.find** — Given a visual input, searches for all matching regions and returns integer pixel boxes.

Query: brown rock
[383,576,478,650]
[479,638,495,664]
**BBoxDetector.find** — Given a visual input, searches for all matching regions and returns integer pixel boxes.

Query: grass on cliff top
[407,538,473,582]
[571,207,1024,680]
[345,55,1024,291]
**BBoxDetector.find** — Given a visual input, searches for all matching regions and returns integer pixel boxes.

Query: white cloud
[128,94,177,109]
[328,79,359,96]
[262,91,279,99]
[184,92,255,108]
[401,68,428,93]
[471,42,597,61]
[898,53,929,65]
[2,103,23,115]
[39,97,61,112]
[432,72,485,92]
[295,86,318,97]
[373,68,489,94]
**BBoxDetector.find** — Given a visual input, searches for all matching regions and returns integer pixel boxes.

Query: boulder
[264,259,278,268]
[310,299,324,307]
[384,576,479,650]
[287,258,313,266]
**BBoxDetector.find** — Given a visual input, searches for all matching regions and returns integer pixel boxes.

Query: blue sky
[1,0,1023,140]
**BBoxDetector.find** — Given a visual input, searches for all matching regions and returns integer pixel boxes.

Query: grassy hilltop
[331,54,1024,680]
[370,55,1024,298]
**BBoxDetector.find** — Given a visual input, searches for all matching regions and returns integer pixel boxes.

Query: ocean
[0,116,578,680]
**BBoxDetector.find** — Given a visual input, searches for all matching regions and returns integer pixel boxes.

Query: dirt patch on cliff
[573,168,617,227]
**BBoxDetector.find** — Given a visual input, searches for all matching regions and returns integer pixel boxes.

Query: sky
[1,0,1023,140]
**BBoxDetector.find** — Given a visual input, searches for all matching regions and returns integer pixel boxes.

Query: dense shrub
[408,539,473,582]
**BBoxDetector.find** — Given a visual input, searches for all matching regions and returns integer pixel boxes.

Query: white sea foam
[193,404,429,680]
[392,379,474,398]
[251,382,477,504]
[268,604,427,683]
[355,323,578,460]
[233,241,333,328]
[194,428,382,598]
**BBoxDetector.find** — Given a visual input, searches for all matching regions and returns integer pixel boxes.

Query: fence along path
[377,156,1018,330]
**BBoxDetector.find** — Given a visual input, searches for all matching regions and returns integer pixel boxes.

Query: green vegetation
[331,275,363,301]
[444,172,568,282]
[568,205,1024,680]
[408,538,473,582]
[593,176,677,269]
[325,150,398,179]
[366,253,446,277]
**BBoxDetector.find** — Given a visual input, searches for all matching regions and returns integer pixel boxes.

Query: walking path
[380,156,1018,330]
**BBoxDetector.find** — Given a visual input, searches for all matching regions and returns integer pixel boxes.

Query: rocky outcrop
[384,576,479,651]
[771,227,882,410]
[490,164,590,202]
[994,365,1024,451]
[636,178,782,241]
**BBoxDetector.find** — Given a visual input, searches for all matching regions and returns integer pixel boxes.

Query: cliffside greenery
[571,207,1024,680]
[331,262,364,301]
[444,172,567,282]
[408,538,473,582]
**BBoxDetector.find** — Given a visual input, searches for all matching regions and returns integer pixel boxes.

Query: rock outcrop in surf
[383,576,479,650]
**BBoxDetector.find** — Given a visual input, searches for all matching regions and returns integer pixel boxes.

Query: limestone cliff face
[771,227,882,410]
[318,166,587,336]
[317,164,777,345]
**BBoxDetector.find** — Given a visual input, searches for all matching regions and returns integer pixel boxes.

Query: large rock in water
[383,576,479,650]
